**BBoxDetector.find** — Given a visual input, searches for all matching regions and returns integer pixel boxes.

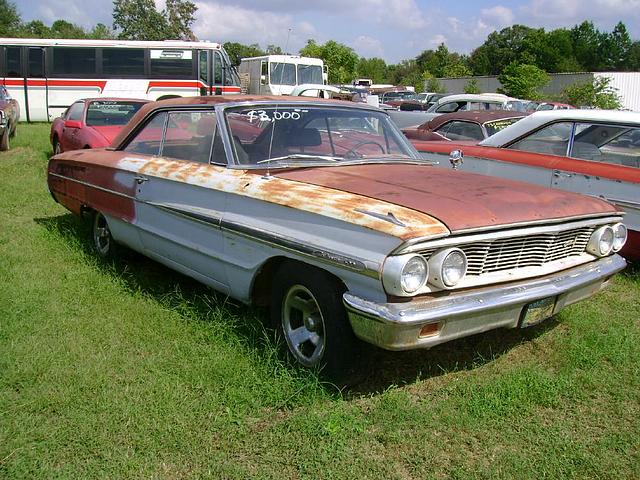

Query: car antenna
[265,28,292,179]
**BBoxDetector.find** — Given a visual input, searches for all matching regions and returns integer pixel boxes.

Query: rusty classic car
[47,96,627,381]
[0,85,19,151]
[411,109,640,261]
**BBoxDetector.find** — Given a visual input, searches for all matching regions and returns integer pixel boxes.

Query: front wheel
[0,129,9,151]
[92,212,118,258]
[270,263,365,384]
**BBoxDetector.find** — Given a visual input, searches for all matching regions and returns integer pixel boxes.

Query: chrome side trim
[395,215,624,254]
[145,200,379,277]
[608,198,640,211]
[344,254,626,351]
[48,172,135,200]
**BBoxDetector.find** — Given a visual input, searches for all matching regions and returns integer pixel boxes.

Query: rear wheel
[270,262,366,385]
[92,212,117,258]
[0,129,9,151]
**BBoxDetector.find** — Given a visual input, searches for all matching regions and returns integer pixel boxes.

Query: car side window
[66,102,85,121]
[124,112,168,156]
[162,111,217,164]
[436,102,460,113]
[438,121,484,141]
[508,122,573,156]
[574,123,640,168]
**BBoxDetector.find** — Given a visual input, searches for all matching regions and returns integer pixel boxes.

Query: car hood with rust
[274,163,618,232]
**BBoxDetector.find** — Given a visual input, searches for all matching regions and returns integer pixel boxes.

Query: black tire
[92,212,118,259]
[270,262,366,385]
[0,129,9,151]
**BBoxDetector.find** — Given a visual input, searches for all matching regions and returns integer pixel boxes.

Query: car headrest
[287,128,322,147]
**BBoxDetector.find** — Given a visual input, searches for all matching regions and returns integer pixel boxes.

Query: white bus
[239,55,327,95]
[0,38,241,122]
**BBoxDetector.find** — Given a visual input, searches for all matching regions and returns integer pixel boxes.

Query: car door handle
[134,175,149,184]
[553,171,572,178]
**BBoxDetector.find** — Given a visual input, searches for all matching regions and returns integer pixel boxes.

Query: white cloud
[521,0,640,24]
[194,2,313,50]
[354,35,384,57]
[481,5,514,27]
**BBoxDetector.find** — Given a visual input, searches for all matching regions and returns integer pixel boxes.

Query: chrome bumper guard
[344,255,626,351]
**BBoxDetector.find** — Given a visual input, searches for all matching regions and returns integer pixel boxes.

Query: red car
[410,109,640,261]
[402,110,526,142]
[50,98,148,154]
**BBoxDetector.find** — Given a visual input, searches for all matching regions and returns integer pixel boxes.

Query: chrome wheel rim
[282,285,326,367]
[93,214,111,256]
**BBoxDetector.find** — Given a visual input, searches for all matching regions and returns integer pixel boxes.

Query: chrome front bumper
[344,255,626,351]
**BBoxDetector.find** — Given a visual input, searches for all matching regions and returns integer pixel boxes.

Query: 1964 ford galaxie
[47,96,627,381]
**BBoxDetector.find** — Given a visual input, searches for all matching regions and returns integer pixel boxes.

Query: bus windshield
[297,64,323,84]
[270,63,296,85]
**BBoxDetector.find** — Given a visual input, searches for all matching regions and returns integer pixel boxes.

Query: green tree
[471,25,535,75]
[299,40,358,84]
[560,76,622,109]
[113,0,196,40]
[50,20,88,38]
[423,72,445,93]
[0,0,21,36]
[224,42,265,66]
[601,22,632,70]
[571,21,605,70]
[356,57,388,84]
[19,20,51,38]
[164,0,197,40]
[442,63,472,78]
[464,78,481,94]
[88,23,115,39]
[497,62,549,99]
[266,44,283,55]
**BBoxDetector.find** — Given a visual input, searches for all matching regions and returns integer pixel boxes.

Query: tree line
[0,0,636,106]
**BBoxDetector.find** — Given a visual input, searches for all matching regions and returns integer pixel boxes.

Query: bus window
[6,47,21,77]
[103,48,144,76]
[28,48,44,78]
[150,49,193,79]
[213,51,223,85]
[52,47,97,75]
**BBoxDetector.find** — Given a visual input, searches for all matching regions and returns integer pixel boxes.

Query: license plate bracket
[520,296,556,328]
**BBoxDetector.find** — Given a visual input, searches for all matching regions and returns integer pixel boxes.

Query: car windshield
[224,105,419,166]
[484,117,523,136]
[384,91,417,101]
[86,101,145,126]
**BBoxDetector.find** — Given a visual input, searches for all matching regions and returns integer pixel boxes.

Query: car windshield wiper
[256,154,341,164]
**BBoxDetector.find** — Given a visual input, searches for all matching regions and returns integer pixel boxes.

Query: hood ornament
[449,149,464,170]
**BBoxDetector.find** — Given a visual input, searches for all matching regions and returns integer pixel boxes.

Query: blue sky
[15,0,640,63]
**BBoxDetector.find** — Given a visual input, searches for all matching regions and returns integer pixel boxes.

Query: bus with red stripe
[0,38,241,122]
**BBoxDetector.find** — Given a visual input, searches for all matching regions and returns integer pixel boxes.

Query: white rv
[239,55,327,95]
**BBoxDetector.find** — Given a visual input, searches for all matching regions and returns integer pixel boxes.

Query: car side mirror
[64,120,82,129]
[449,150,464,170]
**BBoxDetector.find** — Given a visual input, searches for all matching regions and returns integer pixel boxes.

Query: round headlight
[428,248,468,289]
[587,225,614,257]
[382,254,428,296]
[612,223,627,252]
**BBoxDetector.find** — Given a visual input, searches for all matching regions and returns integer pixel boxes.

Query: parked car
[50,98,149,154]
[402,110,527,142]
[536,102,576,111]
[47,96,627,382]
[0,85,20,151]
[426,93,523,113]
[410,109,640,260]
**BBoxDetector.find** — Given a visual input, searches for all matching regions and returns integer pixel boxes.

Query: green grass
[1,124,639,478]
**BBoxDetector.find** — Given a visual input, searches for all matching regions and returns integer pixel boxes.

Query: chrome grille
[420,226,594,276]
